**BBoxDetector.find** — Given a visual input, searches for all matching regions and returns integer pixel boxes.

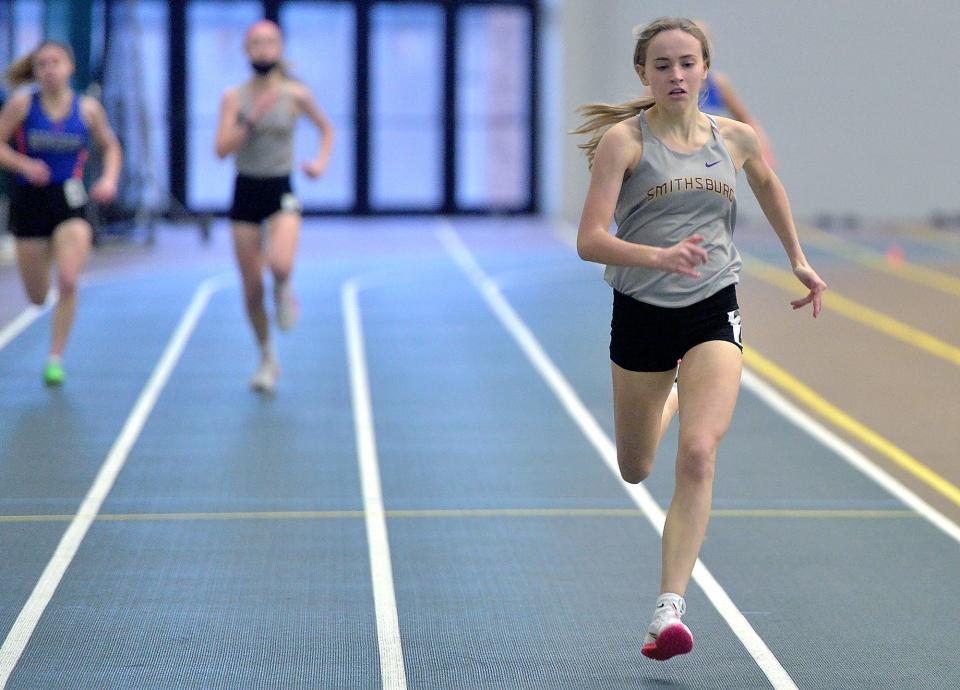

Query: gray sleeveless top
[235,82,296,177]
[604,110,740,307]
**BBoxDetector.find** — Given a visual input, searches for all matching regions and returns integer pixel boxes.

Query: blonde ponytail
[571,97,654,170]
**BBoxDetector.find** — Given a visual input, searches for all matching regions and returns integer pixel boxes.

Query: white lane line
[741,369,960,545]
[550,219,960,543]
[0,273,231,688]
[0,291,57,353]
[0,262,189,354]
[342,278,407,690]
[437,222,798,690]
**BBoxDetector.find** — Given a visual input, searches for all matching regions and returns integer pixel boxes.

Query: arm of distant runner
[0,92,50,184]
[296,84,334,179]
[214,88,250,159]
[82,96,123,203]
[714,73,777,168]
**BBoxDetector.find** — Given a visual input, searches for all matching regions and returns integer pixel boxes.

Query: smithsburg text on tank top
[235,82,296,178]
[604,110,741,307]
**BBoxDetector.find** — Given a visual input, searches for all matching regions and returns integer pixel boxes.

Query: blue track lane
[1,220,958,689]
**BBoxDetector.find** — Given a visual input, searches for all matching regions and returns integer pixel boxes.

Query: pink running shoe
[641,617,694,661]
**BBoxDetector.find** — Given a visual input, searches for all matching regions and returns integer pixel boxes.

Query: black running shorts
[610,284,743,372]
[229,174,301,225]
[9,180,88,239]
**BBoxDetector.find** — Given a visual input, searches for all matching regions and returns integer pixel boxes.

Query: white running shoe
[250,357,279,394]
[274,281,299,331]
[642,596,693,661]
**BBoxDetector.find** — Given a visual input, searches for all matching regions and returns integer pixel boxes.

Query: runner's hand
[90,178,118,204]
[790,264,827,317]
[21,159,51,186]
[658,235,709,277]
[301,159,327,179]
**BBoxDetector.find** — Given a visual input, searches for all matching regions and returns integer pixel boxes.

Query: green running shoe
[43,361,65,386]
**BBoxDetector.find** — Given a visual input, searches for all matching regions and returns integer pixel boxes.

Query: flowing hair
[570,17,711,169]
[5,40,75,87]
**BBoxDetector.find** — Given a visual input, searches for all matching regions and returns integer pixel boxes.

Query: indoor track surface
[1,217,958,689]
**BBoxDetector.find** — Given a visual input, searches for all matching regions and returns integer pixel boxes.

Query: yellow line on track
[799,225,960,297]
[744,346,960,509]
[388,508,635,518]
[0,510,364,523]
[900,224,960,252]
[0,506,920,524]
[710,509,916,519]
[741,253,960,367]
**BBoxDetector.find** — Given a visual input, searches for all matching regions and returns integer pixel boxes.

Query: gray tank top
[235,82,296,177]
[604,110,740,307]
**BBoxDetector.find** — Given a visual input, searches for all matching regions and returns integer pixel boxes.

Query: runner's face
[638,29,707,110]
[33,46,74,92]
[245,26,283,63]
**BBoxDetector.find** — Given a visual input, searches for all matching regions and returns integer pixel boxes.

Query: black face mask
[251,60,277,75]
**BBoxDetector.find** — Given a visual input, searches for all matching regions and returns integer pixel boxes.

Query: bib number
[63,178,88,209]
[280,192,301,214]
[727,309,742,346]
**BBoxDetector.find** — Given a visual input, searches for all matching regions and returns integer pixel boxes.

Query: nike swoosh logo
[705,160,722,168]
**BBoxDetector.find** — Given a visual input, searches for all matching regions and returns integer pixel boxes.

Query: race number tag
[63,178,88,209]
[280,192,301,213]
[727,309,743,346]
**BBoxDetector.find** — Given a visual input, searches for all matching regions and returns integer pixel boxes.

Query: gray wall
[549,0,959,226]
